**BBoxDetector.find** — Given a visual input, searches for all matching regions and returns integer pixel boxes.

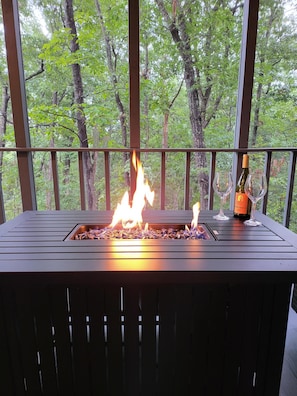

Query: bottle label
[234,192,249,214]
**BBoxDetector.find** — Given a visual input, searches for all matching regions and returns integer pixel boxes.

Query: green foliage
[0,0,296,231]
[2,153,22,219]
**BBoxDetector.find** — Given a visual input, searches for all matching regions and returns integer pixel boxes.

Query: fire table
[0,210,296,395]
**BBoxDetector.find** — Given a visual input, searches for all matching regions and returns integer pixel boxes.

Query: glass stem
[250,201,257,221]
[219,196,225,217]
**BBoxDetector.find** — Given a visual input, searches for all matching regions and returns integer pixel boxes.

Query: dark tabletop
[0,210,296,282]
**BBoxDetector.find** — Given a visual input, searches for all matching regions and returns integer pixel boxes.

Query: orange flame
[191,202,200,229]
[109,152,155,229]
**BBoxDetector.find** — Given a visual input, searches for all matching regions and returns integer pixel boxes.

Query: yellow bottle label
[234,192,249,214]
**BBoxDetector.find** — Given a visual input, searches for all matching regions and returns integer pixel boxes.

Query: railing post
[261,151,272,214]
[1,0,37,212]
[78,151,86,210]
[283,151,296,228]
[0,186,5,224]
[184,152,191,210]
[129,0,140,199]
[232,0,259,202]
[51,151,60,210]
[104,151,111,210]
[160,152,166,210]
[208,152,216,210]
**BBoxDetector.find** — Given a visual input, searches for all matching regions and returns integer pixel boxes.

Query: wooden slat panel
[69,287,91,394]
[157,286,176,394]
[1,251,296,261]
[0,242,296,254]
[262,283,291,396]
[0,318,14,394]
[105,286,123,394]
[0,288,23,394]
[253,284,275,396]
[237,285,263,395]
[190,285,211,393]
[1,259,297,281]
[32,287,59,395]
[14,288,42,394]
[0,281,292,395]
[140,286,158,395]
[50,287,74,394]
[87,286,108,394]
[2,288,27,394]
[221,284,245,396]
[123,286,141,394]
[174,286,192,395]
[205,285,229,395]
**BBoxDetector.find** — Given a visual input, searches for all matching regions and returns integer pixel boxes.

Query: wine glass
[212,171,233,220]
[244,172,267,226]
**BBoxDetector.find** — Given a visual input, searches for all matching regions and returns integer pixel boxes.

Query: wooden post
[129,0,140,199]
[232,0,259,203]
[1,0,36,212]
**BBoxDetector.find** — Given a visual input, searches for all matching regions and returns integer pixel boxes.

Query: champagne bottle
[233,154,251,218]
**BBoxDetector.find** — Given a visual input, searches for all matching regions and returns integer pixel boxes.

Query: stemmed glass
[212,171,233,220]
[244,172,267,226]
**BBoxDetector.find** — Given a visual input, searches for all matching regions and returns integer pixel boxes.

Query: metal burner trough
[64,223,214,240]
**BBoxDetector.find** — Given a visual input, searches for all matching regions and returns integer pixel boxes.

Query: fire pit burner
[65,224,212,240]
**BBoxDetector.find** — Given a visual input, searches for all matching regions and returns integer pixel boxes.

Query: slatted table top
[0,210,296,281]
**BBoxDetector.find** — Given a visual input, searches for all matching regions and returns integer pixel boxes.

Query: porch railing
[0,147,296,230]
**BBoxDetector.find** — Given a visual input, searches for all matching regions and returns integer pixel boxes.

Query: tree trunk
[162,79,183,149]
[0,84,9,153]
[251,81,263,146]
[162,112,169,148]
[62,139,73,186]
[64,0,96,209]
[185,73,209,207]
[155,0,209,208]
[95,0,130,187]
[43,92,60,210]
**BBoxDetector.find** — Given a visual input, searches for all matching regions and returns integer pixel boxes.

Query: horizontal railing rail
[0,147,296,230]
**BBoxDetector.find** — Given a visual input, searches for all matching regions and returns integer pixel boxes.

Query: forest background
[0,0,297,231]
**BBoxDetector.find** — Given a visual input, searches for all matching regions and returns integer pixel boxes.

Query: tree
[1,0,296,226]
[154,0,243,208]
[63,0,97,209]
[95,0,130,186]
[0,84,10,215]
[251,0,297,148]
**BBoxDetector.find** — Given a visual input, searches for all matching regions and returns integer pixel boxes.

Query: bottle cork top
[242,154,249,168]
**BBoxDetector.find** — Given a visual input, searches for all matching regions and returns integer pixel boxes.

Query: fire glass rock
[74,225,208,240]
